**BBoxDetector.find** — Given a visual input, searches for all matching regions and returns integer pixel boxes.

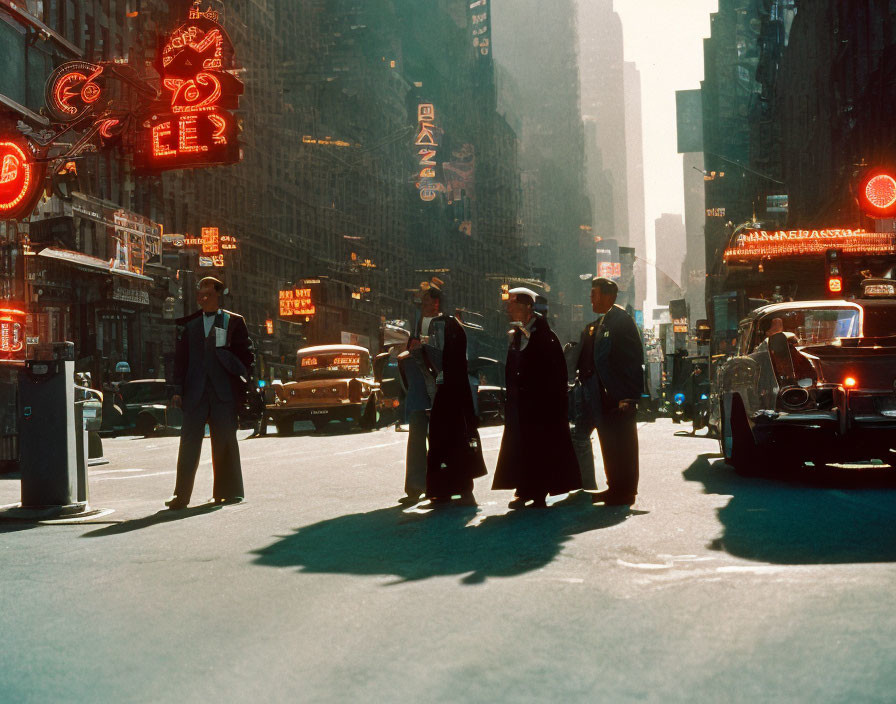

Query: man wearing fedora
[166,276,254,509]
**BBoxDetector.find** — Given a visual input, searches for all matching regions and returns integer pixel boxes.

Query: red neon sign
[724,229,896,261]
[859,171,896,217]
[0,307,26,363]
[0,139,45,221]
[828,276,843,293]
[279,288,316,317]
[45,61,107,123]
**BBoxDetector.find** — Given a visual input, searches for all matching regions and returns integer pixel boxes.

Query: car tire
[136,412,158,437]
[275,417,295,436]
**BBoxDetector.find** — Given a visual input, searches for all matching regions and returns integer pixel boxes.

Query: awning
[37,247,153,282]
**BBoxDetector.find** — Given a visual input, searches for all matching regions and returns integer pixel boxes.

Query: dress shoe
[508,496,527,509]
[424,496,451,508]
[165,496,189,510]
[215,496,244,505]
[397,494,423,505]
[592,491,636,506]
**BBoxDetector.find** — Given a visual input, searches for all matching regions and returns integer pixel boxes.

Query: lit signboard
[0,307,26,363]
[279,287,316,317]
[202,226,220,254]
[595,239,622,280]
[724,229,896,261]
[469,0,491,56]
[415,103,440,202]
[672,317,689,334]
[859,170,896,218]
[0,138,46,221]
[136,5,242,172]
[45,61,107,123]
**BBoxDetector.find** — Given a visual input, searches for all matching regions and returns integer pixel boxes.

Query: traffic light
[858,169,896,217]
[825,249,842,295]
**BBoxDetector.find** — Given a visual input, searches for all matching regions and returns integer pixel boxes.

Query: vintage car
[102,379,184,436]
[712,279,896,472]
[267,345,378,434]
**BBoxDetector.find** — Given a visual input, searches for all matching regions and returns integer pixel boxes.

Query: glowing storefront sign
[0,139,45,221]
[0,307,26,362]
[202,227,220,254]
[724,229,896,261]
[45,61,107,123]
[279,287,316,317]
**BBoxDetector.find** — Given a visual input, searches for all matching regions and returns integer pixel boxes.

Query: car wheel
[727,402,762,475]
[275,417,295,436]
[136,412,158,437]
[312,419,329,432]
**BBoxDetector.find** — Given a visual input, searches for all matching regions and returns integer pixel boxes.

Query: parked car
[103,379,183,436]
[267,345,378,434]
[469,356,505,426]
[711,279,896,472]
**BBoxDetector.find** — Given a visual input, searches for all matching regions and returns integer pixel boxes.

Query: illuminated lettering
[179,115,205,153]
[202,227,220,254]
[418,149,437,165]
[209,113,227,144]
[152,121,177,157]
[0,141,37,217]
[415,124,437,147]
[0,154,18,185]
[99,119,120,139]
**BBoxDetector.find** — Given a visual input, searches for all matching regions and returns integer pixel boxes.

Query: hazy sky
[613,0,717,250]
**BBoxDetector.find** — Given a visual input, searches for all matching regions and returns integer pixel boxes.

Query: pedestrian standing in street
[397,284,443,503]
[166,277,254,509]
[578,277,644,506]
[493,288,581,508]
[424,301,486,506]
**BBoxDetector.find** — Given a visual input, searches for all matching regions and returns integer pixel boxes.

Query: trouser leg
[174,392,211,501]
[571,394,598,490]
[209,395,243,500]
[596,409,639,497]
[405,410,428,496]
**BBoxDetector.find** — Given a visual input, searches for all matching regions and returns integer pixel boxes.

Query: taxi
[713,279,896,472]
[267,345,378,434]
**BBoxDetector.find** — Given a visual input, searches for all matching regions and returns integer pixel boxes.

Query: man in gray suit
[166,277,254,509]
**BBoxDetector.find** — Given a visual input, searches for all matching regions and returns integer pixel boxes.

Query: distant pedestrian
[166,277,253,509]
[576,277,644,506]
[493,288,581,508]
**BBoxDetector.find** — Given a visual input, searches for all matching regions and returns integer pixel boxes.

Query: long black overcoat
[425,316,487,496]
[493,316,582,496]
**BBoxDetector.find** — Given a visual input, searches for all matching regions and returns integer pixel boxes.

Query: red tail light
[828,276,842,293]
[844,376,857,388]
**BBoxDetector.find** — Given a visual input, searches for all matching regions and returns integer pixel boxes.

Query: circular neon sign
[0,140,43,220]
[864,174,896,210]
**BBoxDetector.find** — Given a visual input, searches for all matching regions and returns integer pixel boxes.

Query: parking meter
[18,357,88,512]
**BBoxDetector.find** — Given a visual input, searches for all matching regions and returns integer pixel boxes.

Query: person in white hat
[492,288,581,508]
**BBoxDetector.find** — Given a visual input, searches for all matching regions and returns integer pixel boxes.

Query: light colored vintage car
[267,344,378,434]
[712,279,896,472]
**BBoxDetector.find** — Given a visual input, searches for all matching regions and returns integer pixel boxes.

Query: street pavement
[2,419,896,703]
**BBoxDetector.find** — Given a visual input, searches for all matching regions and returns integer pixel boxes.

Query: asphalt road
[2,419,896,703]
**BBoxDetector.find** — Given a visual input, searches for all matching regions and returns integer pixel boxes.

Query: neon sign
[279,287,317,317]
[860,170,896,218]
[415,103,440,202]
[724,229,896,261]
[0,138,45,221]
[45,61,107,123]
[0,307,26,362]
[136,5,242,172]
[202,227,220,254]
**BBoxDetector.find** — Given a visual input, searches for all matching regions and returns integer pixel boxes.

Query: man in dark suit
[165,277,254,509]
[573,277,644,506]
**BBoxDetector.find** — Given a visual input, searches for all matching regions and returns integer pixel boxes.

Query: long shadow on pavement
[252,500,636,584]
[684,453,896,564]
[80,502,223,538]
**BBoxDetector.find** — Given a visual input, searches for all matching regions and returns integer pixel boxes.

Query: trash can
[18,354,88,513]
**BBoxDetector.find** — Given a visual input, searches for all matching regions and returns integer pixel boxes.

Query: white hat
[508,287,538,304]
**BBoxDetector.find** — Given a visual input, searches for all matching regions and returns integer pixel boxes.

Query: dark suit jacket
[583,305,643,419]
[172,309,254,411]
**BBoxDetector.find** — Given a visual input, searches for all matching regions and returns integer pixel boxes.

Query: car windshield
[295,351,369,380]
[753,307,861,350]
[120,383,168,404]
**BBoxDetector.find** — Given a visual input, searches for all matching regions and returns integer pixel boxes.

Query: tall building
[492,0,593,340]
[676,89,707,320]
[623,61,646,309]
[577,0,629,247]
[654,213,686,306]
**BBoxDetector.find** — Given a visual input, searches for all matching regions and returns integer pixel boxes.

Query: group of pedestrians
[399,277,644,509]
[161,274,643,512]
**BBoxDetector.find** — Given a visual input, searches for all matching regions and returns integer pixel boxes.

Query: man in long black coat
[493,288,581,508]
[166,277,254,509]
[425,313,487,504]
